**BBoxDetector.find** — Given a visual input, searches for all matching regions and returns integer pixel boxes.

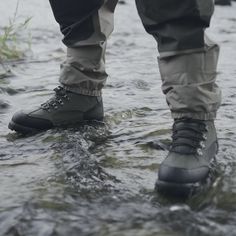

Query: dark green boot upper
[8,86,104,133]
[158,119,218,185]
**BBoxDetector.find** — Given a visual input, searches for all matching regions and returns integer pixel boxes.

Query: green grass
[0,1,31,63]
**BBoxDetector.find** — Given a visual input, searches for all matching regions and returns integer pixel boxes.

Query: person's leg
[8,0,118,133]
[136,0,221,194]
[50,0,118,96]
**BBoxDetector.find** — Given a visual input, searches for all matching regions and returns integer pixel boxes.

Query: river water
[0,1,236,236]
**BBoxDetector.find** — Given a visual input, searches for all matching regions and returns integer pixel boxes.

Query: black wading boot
[8,86,104,134]
[156,118,218,197]
[215,0,231,6]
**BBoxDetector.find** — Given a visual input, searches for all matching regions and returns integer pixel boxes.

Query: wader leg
[49,0,118,96]
[136,0,221,120]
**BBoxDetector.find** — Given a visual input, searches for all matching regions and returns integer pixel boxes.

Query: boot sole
[8,121,43,134]
[155,179,207,198]
[8,119,104,134]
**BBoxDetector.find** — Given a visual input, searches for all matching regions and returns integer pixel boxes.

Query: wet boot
[215,0,231,5]
[8,86,104,133]
[156,118,218,196]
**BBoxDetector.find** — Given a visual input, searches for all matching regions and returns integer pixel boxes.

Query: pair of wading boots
[8,86,218,195]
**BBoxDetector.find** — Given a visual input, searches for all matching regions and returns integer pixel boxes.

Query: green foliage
[0,1,31,62]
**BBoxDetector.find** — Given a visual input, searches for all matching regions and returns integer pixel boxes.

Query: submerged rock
[0,99,10,110]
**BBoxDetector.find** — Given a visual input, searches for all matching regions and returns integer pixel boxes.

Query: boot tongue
[175,120,205,131]
[173,146,195,154]
[172,137,197,154]
[171,119,206,155]
[171,136,198,154]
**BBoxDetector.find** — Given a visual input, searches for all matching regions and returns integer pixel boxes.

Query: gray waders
[49,0,221,120]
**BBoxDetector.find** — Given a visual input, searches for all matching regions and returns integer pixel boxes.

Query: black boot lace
[41,86,70,111]
[170,119,208,155]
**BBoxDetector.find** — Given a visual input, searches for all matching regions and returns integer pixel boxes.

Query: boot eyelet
[58,99,64,105]
[200,141,206,149]
[63,95,70,101]
[197,148,203,156]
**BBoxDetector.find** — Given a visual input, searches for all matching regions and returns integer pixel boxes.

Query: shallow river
[0,1,236,236]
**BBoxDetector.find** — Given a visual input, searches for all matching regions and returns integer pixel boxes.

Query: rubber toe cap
[11,111,53,130]
[158,165,209,184]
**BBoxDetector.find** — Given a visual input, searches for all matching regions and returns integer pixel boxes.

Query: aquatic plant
[0,2,31,62]
[0,1,31,78]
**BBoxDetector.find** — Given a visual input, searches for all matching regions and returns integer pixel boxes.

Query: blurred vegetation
[0,18,31,61]
[0,1,31,78]
[0,1,31,61]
